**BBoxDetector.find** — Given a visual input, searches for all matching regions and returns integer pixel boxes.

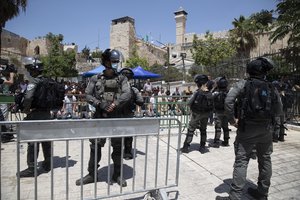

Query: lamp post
[180,52,187,82]
[156,40,170,89]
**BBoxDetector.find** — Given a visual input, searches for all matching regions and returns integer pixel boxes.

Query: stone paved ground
[1,124,300,200]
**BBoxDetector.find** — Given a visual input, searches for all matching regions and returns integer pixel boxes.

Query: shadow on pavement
[38,156,77,169]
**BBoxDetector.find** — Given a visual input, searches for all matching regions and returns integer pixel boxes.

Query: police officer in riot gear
[18,58,52,177]
[216,57,283,200]
[181,74,212,153]
[211,76,230,147]
[76,49,131,187]
[119,68,144,159]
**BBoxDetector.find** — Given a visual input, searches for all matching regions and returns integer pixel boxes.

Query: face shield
[110,49,124,71]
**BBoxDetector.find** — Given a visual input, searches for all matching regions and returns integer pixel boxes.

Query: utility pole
[156,40,170,83]
[180,52,186,82]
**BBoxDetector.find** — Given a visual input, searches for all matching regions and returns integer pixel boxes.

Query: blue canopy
[82,65,105,77]
[132,66,161,79]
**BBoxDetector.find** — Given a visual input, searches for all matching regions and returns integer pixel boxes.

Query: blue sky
[5,0,277,52]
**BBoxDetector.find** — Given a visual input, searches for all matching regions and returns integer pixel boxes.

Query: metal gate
[0,118,182,200]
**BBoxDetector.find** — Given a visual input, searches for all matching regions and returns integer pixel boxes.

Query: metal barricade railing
[0,118,182,200]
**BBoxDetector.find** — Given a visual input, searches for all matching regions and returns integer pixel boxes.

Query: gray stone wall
[135,40,167,66]
[1,29,28,56]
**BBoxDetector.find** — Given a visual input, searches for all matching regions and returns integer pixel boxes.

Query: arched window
[34,46,40,55]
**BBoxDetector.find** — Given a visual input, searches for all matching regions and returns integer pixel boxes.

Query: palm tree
[229,15,257,58]
[249,10,274,33]
[270,0,300,73]
[0,0,27,57]
[270,0,300,47]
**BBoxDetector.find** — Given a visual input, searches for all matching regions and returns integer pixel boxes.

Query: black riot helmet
[110,49,121,63]
[194,74,208,86]
[217,76,228,89]
[246,57,274,76]
[23,57,43,77]
[101,48,121,69]
[120,68,134,80]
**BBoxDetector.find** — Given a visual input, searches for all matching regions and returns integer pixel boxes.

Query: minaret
[174,7,188,45]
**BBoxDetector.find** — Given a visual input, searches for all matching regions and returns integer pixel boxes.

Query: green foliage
[270,0,300,47]
[0,0,27,28]
[81,46,90,59]
[125,49,149,69]
[92,50,102,58]
[229,15,257,57]
[191,32,236,76]
[41,32,78,78]
[149,63,183,82]
[249,10,274,33]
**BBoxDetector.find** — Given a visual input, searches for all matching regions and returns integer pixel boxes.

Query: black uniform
[76,69,131,186]
[217,57,283,200]
[181,74,213,154]
[212,87,230,146]
[123,86,144,159]
[19,75,52,177]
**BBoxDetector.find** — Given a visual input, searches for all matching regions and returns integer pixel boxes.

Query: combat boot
[199,143,208,154]
[124,152,133,160]
[110,175,127,187]
[40,161,51,173]
[180,144,189,153]
[18,167,35,178]
[221,140,229,146]
[75,174,96,186]
[181,130,194,153]
[123,148,133,160]
[278,134,285,142]
[248,188,268,200]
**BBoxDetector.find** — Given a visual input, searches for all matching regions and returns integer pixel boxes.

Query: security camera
[171,53,177,58]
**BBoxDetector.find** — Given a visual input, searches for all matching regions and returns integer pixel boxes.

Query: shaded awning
[132,66,161,79]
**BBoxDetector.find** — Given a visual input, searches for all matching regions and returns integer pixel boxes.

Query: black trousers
[25,110,51,168]
[88,137,123,178]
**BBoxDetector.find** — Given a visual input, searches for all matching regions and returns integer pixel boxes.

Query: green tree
[92,50,102,58]
[191,32,236,77]
[81,46,90,60]
[270,0,300,47]
[125,50,149,69]
[229,15,257,58]
[41,33,78,78]
[270,0,300,73]
[249,10,274,33]
[0,0,27,57]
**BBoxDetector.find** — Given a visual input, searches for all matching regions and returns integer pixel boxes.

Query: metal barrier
[0,118,182,200]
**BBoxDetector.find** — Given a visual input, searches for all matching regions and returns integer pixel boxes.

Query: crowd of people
[1,50,300,199]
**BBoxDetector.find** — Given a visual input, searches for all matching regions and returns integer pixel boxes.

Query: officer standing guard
[76,49,131,187]
[119,68,144,160]
[211,77,231,147]
[181,74,213,153]
[18,58,52,177]
[216,57,283,200]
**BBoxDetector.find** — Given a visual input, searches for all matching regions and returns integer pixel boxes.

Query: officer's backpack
[241,78,275,120]
[214,90,227,111]
[191,90,213,113]
[32,78,65,110]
